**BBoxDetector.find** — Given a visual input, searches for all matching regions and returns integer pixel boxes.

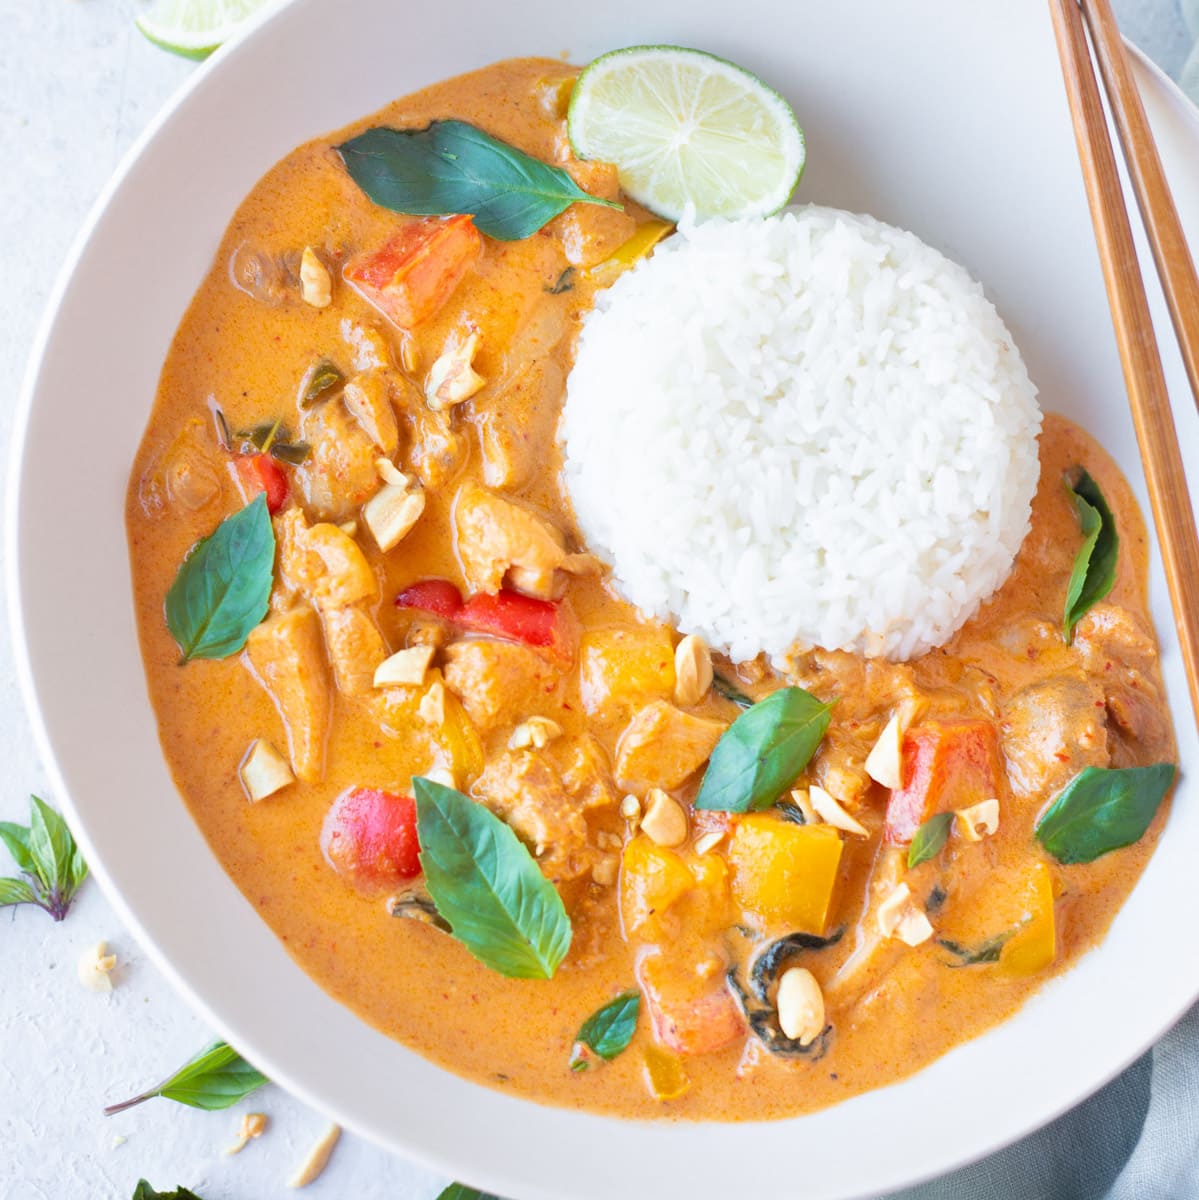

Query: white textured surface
[0,2,1186,1198]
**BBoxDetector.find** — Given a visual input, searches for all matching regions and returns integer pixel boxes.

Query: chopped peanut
[673,633,713,708]
[865,713,904,790]
[224,1112,268,1156]
[508,716,564,751]
[776,967,824,1045]
[77,942,118,993]
[374,645,435,689]
[426,330,485,410]
[809,784,868,837]
[640,788,688,848]
[288,1122,341,1188]
[299,246,332,308]
[364,481,425,552]
[239,739,295,802]
[957,798,1001,841]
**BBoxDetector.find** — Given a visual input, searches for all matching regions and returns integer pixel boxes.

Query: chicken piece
[301,523,377,609]
[475,358,564,490]
[244,607,330,783]
[472,750,593,882]
[406,407,468,491]
[1001,675,1109,800]
[552,205,639,269]
[1073,604,1159,677]
[295,397,380,521]
[321,604,389,696]
[453,482,592,599]
[442,638,560,732]
[340,317,395,372]
[552,734,618,810]
[274,509,323,600]
[342,369,399,454]
[615,701,727,790]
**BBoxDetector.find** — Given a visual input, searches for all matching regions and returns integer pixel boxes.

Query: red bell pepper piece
[396,579,465,621]
[320,787,421,891]
[233,453,289,515]
[344,214,482,330]
[458,590,576,667]
[396,580,576,666]
[885,719,1003,843]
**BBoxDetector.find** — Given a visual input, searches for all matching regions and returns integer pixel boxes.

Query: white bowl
[10,1,1199,1196]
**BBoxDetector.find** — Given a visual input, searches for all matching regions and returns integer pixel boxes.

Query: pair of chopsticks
[1050,0,1199,734]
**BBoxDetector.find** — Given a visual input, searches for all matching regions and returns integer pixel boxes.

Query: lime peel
[135,0,275,59]
[567,44,804,222]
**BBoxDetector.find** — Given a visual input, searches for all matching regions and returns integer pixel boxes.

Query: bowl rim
[9,3,1199,1197]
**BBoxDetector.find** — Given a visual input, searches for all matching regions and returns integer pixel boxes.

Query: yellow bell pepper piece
[580,624,675,715]
[728,815,843,934]
[426,670,484,785]
[999,861,1057,977]
[587,220,674,285]
[643,1045,690,1101]
[620,835,694,938]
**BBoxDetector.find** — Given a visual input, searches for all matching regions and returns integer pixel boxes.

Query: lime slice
[135,0,274,60]
[567,45,804,222]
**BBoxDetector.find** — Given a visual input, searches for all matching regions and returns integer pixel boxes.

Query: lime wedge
[567,45,804,222]
[135,0,274,60]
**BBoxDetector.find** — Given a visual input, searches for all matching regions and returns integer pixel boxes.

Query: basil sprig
[104,1040,268,1116]
[695,687,832,813]
[1063,469,1118,643]
[572,990,640,1069]
[337,120,622,242]
[165,494,275,662]
[132,1184,204,1200]
[908,812,954,868]
[0,796,88,921]
[436,1186,501,1200]
[413,778,572,979]
[1035,763,1175,865]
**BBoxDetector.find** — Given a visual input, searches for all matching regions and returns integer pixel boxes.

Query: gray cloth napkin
[889,4,1198,1196]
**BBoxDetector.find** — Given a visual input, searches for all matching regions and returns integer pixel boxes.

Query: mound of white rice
[560,206,1041,663]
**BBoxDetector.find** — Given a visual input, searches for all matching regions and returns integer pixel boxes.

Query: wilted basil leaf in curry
[337,120,622,241]
[105,1040,268,1115]
[695,687,832,813]
[907,812,954,868]
[573,990,640,1064]
[1035,763,1175,865]
[165,494,275,662]
[413,778,572,979]
[1062,468,1118,643]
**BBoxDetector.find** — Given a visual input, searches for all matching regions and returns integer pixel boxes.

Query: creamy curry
[126,57,1176,1120]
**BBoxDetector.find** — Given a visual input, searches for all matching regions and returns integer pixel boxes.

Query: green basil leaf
[1035,763,1175,865]
[436,1185,501,1200]
[337,120,622,242]
[907,812,954,868]
[105,1040,268,1115]
[712,674,754,710]
[695,687,833,813]
[27,795,73,895]
[1063,469,1118,643]
[0,821,35,875]
[301,359,344,407]
[0,877,37,907]
[165,494,275,662]
[413,778,572,979]
[574,990,640,1062]
[132,1183,205,1200]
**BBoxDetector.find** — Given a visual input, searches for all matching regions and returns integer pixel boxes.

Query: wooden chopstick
[1049,0,1199,734]
[1079,0,1199,414]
